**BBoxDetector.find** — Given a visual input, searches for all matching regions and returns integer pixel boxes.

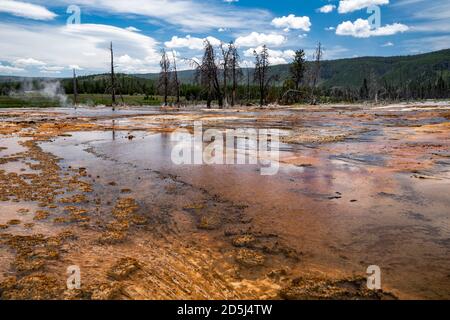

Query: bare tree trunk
[230,44,240,107]
[72,69,77,108]
[110,42,116,110]
[247,67,250,103]
[159,49,171,107]
[196,40,223,109]
[221,44,229,108]
[172,52,180,105]
[310,42,322,105]
[254,45,270,107]
[232,62,236,107]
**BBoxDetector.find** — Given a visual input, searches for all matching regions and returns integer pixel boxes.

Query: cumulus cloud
[338,0,389,14]
[336,19,409,37]
[0,22,161,74]
[318,5,336,13]
[235,32,286,47]
[114,54,148,73]
[271,14,311,32]
[69,65,83,70]
[164,35,221,50]
[243,46,295,65]
[0,0,57,20]
[13,58,46,67]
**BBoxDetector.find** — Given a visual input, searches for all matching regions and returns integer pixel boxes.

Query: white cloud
[45,0,270,32]
[165,35,221,50]
[336,19,409,38]
[0,63,25,74]
[406,1,450,33]
[39,65,65,74]
[382,41,394,47]
[0,22,161,74]
[318,5,336,13]
[0,0,57,20]
[13,58,46,67]
[338,0,389,14]
[318,46,349,60]
[235,32,286,47]
[243,46,295,65]
[271,14,311,32]
[69,65,83,70]
[125,26,141,32]
[115,54,150,73]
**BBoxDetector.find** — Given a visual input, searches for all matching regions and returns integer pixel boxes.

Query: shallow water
[1,103,449,299]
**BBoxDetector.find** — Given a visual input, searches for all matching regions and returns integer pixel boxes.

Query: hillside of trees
[135,49,450,88]
[0,48,449,106]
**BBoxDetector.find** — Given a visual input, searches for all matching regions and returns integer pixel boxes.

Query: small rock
[235,249,265,267]
[232,235,256,248]
[107,257,141,281]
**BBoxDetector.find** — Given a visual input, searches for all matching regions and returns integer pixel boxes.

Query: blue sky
[0,0,448,77]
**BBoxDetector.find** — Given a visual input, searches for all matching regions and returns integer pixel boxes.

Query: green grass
[0,95,60,108]
[0,94,164,108]
[68,94,163,106]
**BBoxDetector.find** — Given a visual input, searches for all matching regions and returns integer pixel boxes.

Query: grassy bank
[0,94,163,108]
[0,95,61,108]
[68,94,162,106]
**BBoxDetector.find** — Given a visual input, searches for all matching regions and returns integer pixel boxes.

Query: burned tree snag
[72,68,78,107]
[310,42,323,105]
[110,42,116,109]
[230,43,240,107]
[172,51,180,105]
[158,49,171,107]
[196,40,223,109]
[254,45,270,107]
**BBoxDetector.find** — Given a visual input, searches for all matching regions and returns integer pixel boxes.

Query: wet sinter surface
[0,103,449,299]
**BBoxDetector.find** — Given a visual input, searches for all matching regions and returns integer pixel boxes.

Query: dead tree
[220,42,233,108]
[254,45,272,107]
[158,49,171,106]
[72,68,78,107]
[195,40,223,108]
[171,51,180,105]
[309,42,323,105]
[229,43,241,107]
[110,42,116,108]
[104,42,123,111]
[368,69,379,103]
[244,62,251,103]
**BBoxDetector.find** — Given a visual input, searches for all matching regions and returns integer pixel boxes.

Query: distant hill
[317,49,450,88]
[0,76,55,83]
[1,49,449,90]
[135,49,450,88]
